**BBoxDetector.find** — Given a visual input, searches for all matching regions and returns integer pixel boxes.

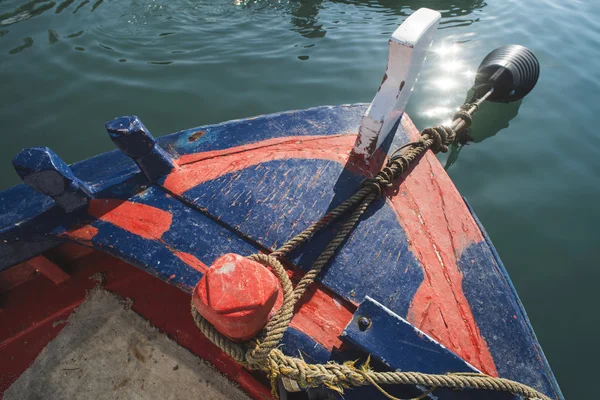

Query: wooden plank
[26,255,69,285]
[0,149,137,232]
[156,104,367,159]
[0,262,37,292]
[342,297,480,374]
[12,147,93,213]
[340,297,517,400]
[0,148,140,272]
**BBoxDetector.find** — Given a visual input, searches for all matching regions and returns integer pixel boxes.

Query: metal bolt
[358,316,371,331]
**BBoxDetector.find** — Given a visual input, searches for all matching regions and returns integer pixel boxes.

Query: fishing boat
[0,8,563,400]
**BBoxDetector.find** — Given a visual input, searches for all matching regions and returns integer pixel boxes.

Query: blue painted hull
[0,105,563,399]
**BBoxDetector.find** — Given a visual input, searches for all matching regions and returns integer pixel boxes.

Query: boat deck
[4,287,249,400]
[0,246,269,399]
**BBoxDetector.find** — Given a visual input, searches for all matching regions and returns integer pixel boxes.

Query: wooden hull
[0,105,563,399]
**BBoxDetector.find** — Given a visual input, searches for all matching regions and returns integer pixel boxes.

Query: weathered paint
[280,326,332,364]
[106,116,176,181]
[459,204,564,397]
[289,282,354,351]
[60,224,99,244]
[156,107,559,397]
[164,121,495,372]
[340,297,516,400]
[382,115,497,375]
[87,199,173,240]
[163,134,361,196]
[354,9,440,161]
[342,297,479,374]
[0,150,142,271]
[12,147,93,212]
[193,253,281,341]
[0,105,562,399]
[163,105,366,156]
[173,251,208,274]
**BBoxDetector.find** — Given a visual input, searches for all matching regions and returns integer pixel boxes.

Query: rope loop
[421,127,443,153]
[360,146,418,198]
[462,101,479,113]
[245,254,296,366]
[453,109,473,128]
[421,126,455,153]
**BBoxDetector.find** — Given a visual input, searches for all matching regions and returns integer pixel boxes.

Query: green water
[1,0,598,396]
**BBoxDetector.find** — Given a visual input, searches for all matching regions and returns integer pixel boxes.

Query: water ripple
[0,3,598,397]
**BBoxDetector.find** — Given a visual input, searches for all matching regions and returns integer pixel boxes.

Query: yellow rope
[190,125,553,400]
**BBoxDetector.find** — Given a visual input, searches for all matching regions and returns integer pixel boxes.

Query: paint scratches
[60,224,99,244]
[290,284,355,351]
[160,112,496,374]
[88,199,172,240]
[174,251,209,274]
[385,116,496,375]
[164,135,365,196]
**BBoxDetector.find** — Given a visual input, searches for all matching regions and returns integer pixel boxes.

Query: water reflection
[8,37,34,54]
[0,0,56,27]
[282,0,487,40]
[444,99,522,169]
[0,0,103,26]
[421,39,475,127]
[91,0,104,12]
[48,29,59,44]
[341,0,486,19]
[416,35,524,170]
[73,0,90,14]
[0,0,486,62]
[66,30,84,38]
[289,0,327,39]
[56,0,76,15]
[234,0,487,42]
[1,0,106,55]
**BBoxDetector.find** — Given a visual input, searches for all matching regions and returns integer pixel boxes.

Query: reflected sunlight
[462,69,476,80]
[433,78,458,90]
[442,60,463,72]
[423,41,471,123]
[434,43,458,56]
[423,106,452,118]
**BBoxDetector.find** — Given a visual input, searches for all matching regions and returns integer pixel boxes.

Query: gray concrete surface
[5,289,250,400]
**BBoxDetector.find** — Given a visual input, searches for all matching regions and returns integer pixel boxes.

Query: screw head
[358,316,371,331]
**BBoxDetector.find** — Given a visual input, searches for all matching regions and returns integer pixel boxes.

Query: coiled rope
[191,114,552,400]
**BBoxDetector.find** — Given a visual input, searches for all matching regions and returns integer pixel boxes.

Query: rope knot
[421,126,455,153]
[453,109,473,128]
[451,104,477,144]
[454,102,478,128]
[361,155,411,197]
